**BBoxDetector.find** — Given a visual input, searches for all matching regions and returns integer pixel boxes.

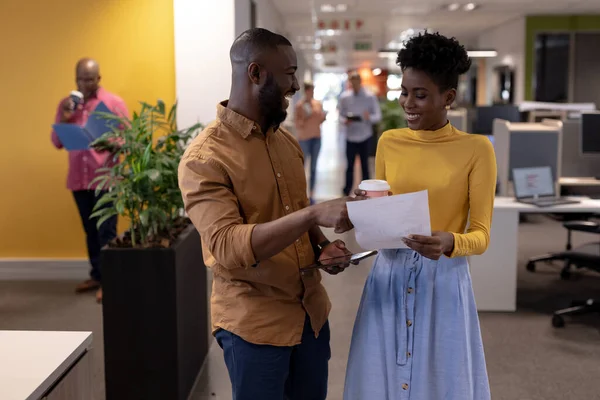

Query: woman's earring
[445,105,451,110]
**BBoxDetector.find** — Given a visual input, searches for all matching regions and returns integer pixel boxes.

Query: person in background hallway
[178,28,361,400]
[338,71,382,196]
[344,32,496,400]
[51,58,129,304]
[294,81,326,204]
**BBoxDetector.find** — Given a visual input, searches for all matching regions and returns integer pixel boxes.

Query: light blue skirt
[344,249,491,400]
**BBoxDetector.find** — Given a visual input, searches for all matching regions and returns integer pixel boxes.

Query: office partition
[494,119,562,196]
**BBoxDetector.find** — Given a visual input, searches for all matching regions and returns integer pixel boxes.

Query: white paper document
[346,190,432,250]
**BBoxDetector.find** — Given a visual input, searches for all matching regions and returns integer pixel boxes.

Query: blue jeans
[215,316,330,400]
[299,138,321,193]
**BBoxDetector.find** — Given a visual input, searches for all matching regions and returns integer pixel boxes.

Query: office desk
[560,177,600,186]
[0,331,92,400]
[469,197,600,312]
[560,177,600,197]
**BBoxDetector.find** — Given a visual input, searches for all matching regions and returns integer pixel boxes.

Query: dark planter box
[102,224,208,400]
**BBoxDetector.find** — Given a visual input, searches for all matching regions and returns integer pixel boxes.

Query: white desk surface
[0,331,92,400]
[495,196,600,213]
[560,177,600,186]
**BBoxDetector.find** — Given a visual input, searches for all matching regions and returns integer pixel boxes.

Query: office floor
[2,120,600,399]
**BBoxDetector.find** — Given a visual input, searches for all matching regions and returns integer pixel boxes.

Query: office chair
[526,219,600,280]
[526,219,600,327]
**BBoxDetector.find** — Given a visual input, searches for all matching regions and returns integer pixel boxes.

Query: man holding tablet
[178,28,368,400]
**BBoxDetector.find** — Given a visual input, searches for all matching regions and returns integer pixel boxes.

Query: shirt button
[277,173,281,178]
[407,352,411,357]
[402,383,409,390]
[408,287,414,294]
[285,205,290,211]
[407,320,413,327]
[83,156,87,161]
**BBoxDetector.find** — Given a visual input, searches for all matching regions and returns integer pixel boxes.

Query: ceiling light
[372,68,382,76]
[467,50,497,58]
[314,53,323,60]
[448,3,460,11]
[336,4,347,12]
[464,3,477,11]
[320,4,335,12]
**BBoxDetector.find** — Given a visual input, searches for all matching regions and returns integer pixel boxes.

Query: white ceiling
[272,0,600,71]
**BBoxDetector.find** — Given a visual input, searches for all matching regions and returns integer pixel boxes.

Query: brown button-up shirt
[178,101,331,346]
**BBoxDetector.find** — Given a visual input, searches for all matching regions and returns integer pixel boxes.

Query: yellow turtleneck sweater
[376,123,497,257]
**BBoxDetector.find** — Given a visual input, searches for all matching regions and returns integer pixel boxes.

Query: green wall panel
[525,15,600,101]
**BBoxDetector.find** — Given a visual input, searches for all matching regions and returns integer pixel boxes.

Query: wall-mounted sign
[354,41,372,51]
[317,19,364,32]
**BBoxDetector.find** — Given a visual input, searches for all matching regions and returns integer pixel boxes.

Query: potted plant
[90,100,207,400]
[379,98,407,133]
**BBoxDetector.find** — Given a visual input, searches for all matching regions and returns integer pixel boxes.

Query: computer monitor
[580,112,600,154]
[474,105,521,135]
[512,166,555,199]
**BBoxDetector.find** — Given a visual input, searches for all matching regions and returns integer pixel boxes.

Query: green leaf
[90,206,113,220]
[147,169,161,181]
[115,199,126,215]
[89,175,111,191]
[157,99,165,116]
[141,142,153,167]
[139,209,150,226]
[96,210,118,231]
[92,194,117,213]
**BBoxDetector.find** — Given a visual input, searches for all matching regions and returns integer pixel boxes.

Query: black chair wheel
[552,315,565,328]
[560,269,571,280]
[526,262,536,272]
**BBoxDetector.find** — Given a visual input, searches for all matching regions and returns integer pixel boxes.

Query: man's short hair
[349,71,361,81]
[304,82,314,90]
[230,28,292,66]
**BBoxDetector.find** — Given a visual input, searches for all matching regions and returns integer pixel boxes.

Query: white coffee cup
[358,179,391,198]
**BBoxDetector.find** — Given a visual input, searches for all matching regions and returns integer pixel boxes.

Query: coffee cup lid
[359,179,390,191]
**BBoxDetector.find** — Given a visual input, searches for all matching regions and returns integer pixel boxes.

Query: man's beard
[258,72,287,130]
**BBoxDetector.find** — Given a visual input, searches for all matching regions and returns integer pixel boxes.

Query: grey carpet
[2,215,600,400]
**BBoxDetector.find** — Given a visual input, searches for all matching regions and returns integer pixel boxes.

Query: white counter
[0,331,92,400]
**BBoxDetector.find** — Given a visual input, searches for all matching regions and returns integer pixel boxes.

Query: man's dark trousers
[72,190,117,282]
[215,315,330,400]
[344,138,371,195]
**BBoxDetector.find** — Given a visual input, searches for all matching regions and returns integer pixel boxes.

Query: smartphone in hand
[303,250,378,271]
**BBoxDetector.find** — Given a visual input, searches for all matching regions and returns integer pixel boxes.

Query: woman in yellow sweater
[344,32,496,400]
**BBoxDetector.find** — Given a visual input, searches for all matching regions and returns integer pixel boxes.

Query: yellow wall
[0,0,176,257]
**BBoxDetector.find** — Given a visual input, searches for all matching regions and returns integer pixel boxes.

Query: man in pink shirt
[294,82,326,204]
[51,58,129,303]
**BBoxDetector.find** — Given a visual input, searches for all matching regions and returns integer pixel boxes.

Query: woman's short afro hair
[396,31,471,92]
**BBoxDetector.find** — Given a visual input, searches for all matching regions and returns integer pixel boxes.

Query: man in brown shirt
[178,28,359,400]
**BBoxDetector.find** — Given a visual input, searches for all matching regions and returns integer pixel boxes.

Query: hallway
[309,115,375,203]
